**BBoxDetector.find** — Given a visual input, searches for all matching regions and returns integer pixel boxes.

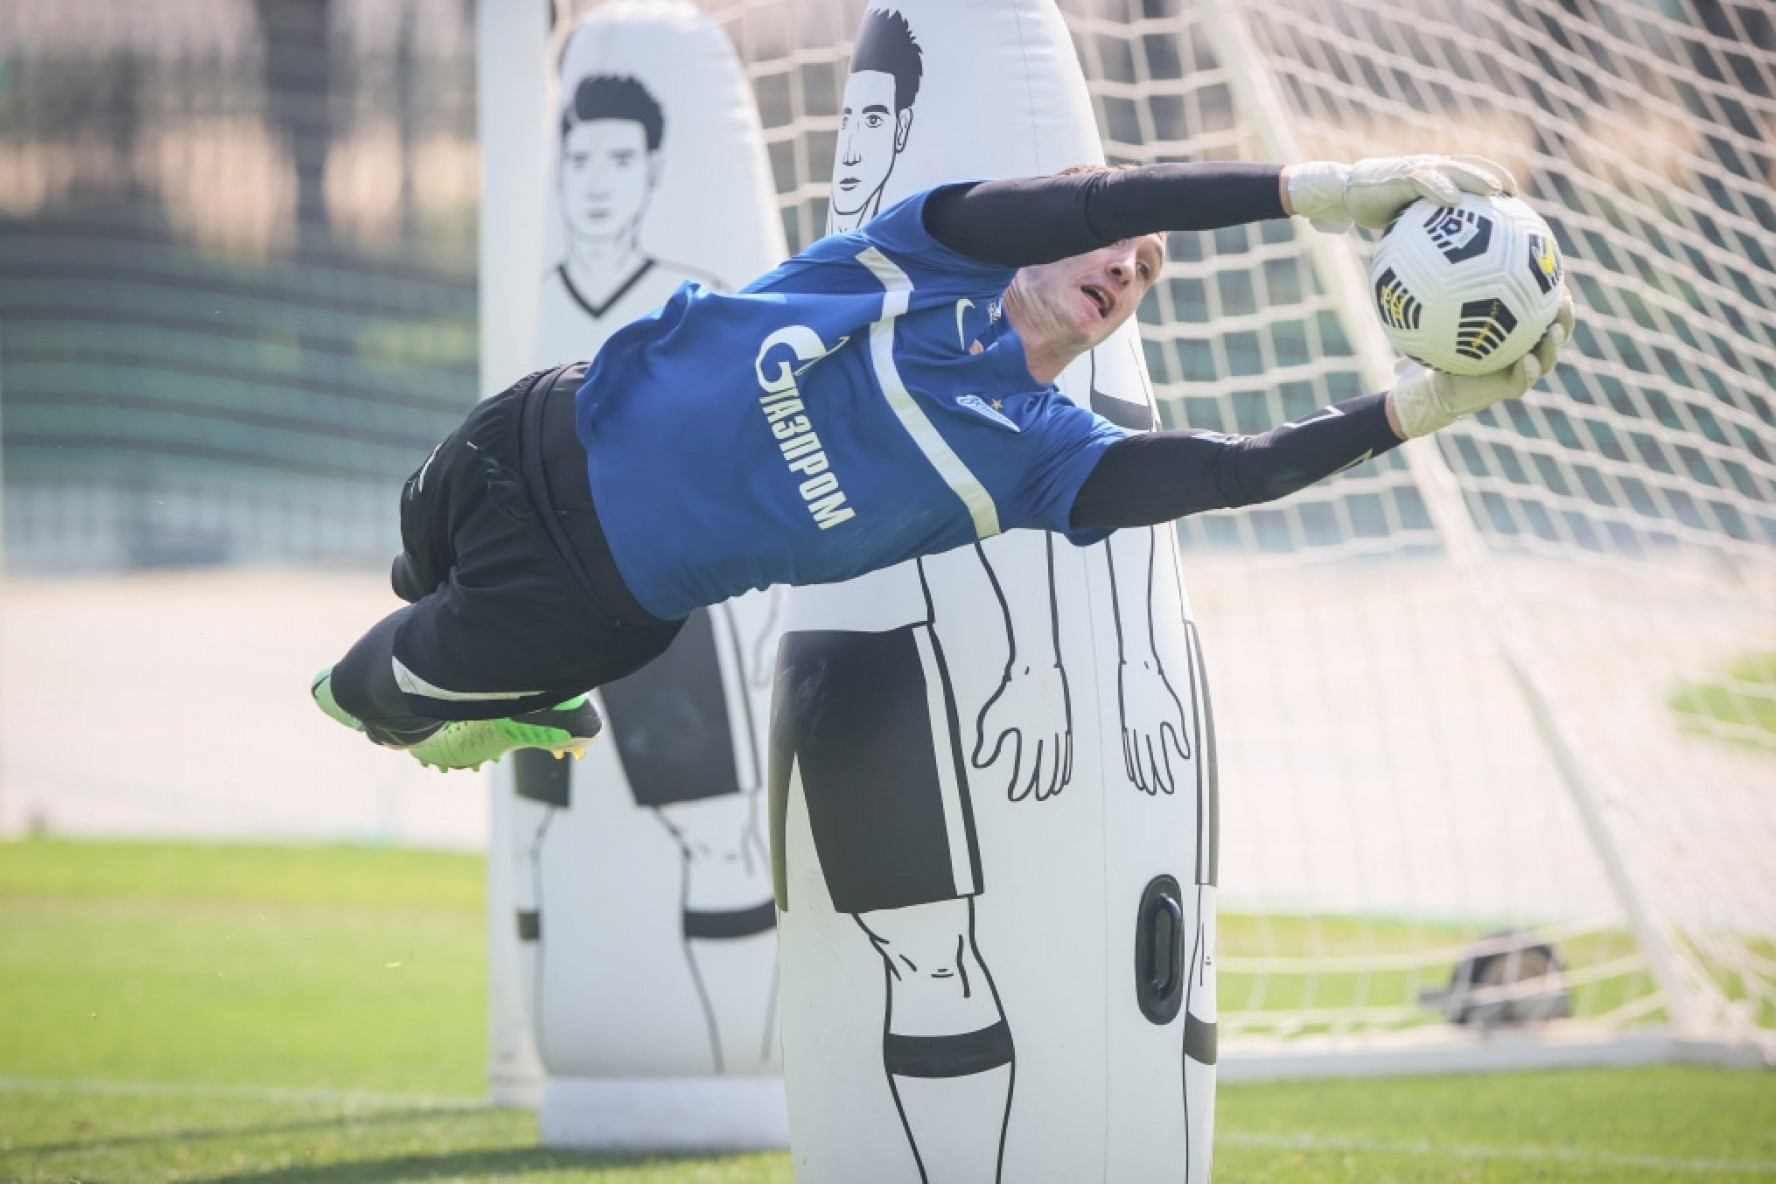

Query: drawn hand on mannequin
[1119,653,1189,795]
[974,659,1073,801]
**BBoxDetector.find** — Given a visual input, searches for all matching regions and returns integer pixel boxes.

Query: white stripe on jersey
[854,246,1002,539]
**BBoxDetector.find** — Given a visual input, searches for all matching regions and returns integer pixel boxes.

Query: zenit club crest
[1374,267,1422,331]
[1527,231,1563,294]
[957,393,1019,431]
[1424,206,1493,263]
[1456,297,1518,362]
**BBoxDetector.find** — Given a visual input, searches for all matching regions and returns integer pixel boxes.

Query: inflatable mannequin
[485,0,789,1149]
[476,0,551,1109]
[769,2,1218,1180]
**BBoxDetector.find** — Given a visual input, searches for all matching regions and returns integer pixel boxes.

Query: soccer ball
[1369,192,1566,376]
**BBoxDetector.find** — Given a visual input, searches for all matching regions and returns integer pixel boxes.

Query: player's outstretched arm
[923,162,1287,267]
[923,155,1518,269]
[1283,155,1517,233]
[1069,391,1405,531]
[1068,290,1575,531]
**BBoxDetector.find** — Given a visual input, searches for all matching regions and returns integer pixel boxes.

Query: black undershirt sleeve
[1069,391,1405,531]
[922,162,1287,267]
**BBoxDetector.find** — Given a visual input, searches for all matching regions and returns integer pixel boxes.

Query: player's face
[559,119,655,243]
[834,69,907,217]
[1011,234,1167,354]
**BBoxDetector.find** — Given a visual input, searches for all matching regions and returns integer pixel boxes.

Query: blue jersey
[574,188,1127,621]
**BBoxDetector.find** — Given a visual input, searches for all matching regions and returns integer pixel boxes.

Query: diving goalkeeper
[314,155,1575,771]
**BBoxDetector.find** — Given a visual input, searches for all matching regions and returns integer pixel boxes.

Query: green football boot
[312,668,599,771]
[404,695,603,773]
[311,668,365,734]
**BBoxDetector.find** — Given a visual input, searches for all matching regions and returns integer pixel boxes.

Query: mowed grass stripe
[0,1074,485,1110]
[10,1078,1765,1177]
[1,838,487,1097]
[1221,1132,1776,1175]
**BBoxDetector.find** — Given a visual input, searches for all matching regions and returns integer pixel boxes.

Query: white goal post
[546,0,1775,1076]
[1164,0,1773,1072]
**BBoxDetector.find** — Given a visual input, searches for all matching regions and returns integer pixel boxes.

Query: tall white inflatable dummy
[769,2,1217,1181]
[477,0,551,1108]
[487,0,791,1149]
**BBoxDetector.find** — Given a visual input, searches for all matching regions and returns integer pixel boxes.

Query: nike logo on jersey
[957,394,1019,432]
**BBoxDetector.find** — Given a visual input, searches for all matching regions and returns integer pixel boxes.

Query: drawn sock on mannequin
[683,904,781,1073]
[884,1021,1014,1184]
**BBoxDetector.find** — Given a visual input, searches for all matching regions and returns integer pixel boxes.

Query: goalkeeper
[314,155,1575,771]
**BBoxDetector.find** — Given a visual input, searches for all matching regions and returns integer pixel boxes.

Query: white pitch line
[0,1076,491,1112]
[1220,1132,1776,1175]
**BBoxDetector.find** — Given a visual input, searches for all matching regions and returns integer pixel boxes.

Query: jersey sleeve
[1010,392,1128,547]
[747,185,1017,299]
[859,185,1020,288]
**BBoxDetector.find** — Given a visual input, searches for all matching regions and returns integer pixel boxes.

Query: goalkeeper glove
[1287,155,1517,233]
[1390,289,1576,439]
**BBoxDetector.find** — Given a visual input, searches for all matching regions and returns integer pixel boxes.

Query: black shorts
[768,625,983,914]
[387,363,684,721]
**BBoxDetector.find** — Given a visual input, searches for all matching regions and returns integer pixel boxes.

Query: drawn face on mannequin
[833,68,911,220]
[559,118,657,244]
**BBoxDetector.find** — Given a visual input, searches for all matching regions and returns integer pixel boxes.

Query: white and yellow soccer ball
[1369,192,1566,376]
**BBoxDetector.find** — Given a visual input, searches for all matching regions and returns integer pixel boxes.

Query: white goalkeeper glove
[1390,289,1576,439]
[1287,155,1517,233]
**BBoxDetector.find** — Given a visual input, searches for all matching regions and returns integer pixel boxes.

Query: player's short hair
[849,8,922,112]
[561,74,665,150]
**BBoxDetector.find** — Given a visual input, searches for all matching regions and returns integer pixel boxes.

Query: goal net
[697,0,1776,1069]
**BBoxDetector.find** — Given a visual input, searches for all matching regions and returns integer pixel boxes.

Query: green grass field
[1670,649,1776,752]
[2,838,1772,1183]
